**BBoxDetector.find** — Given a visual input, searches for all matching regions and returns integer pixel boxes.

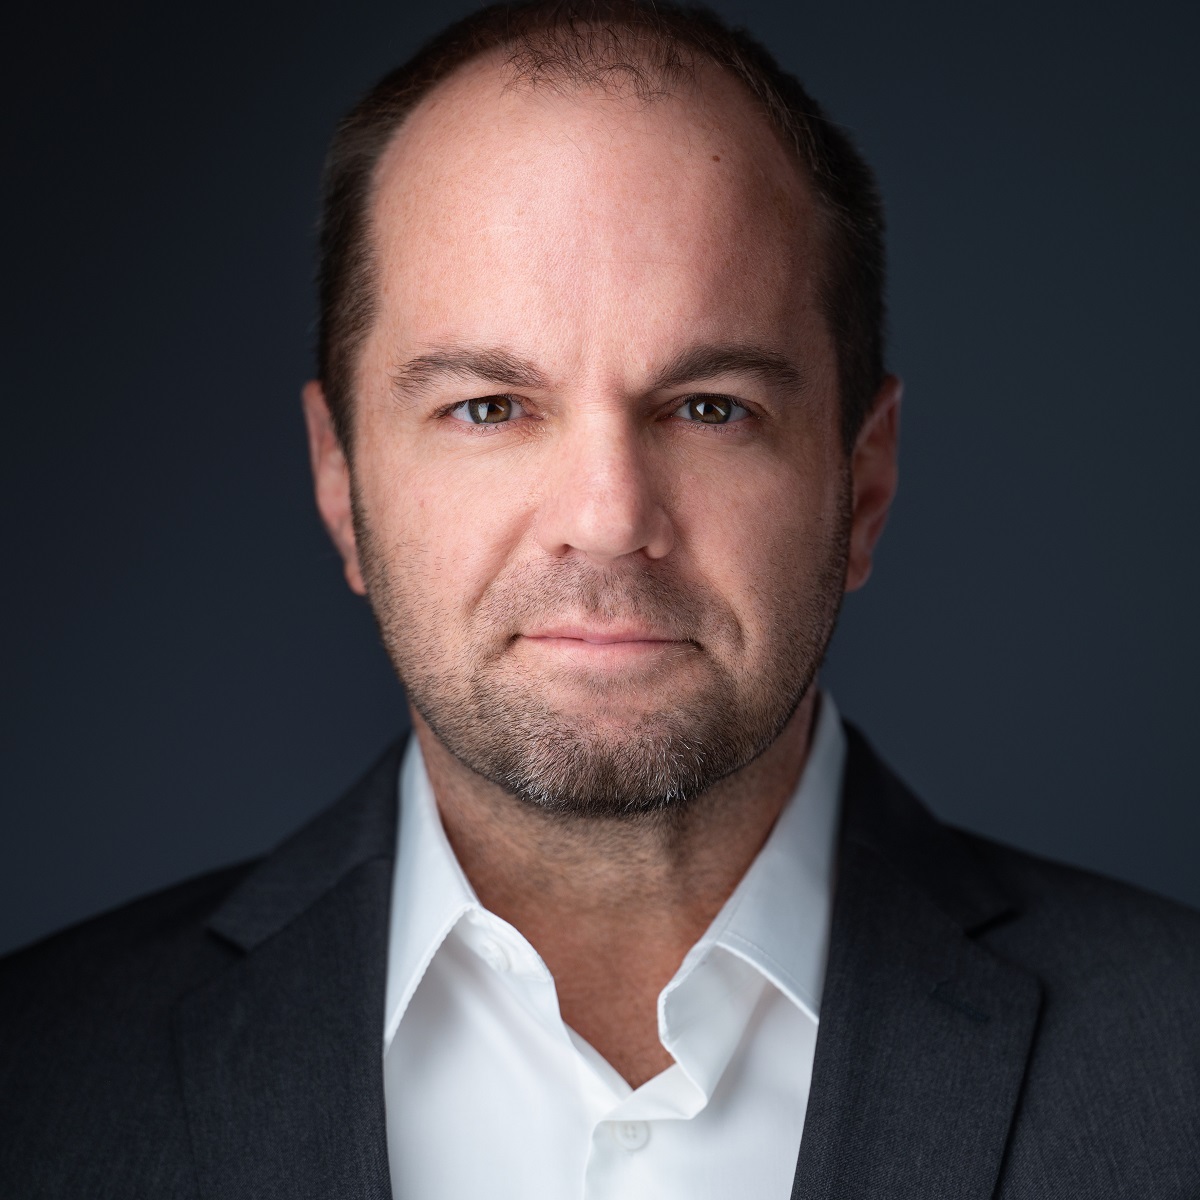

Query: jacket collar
[206,740,404,952]
[174,741,405,1200]
[791,724,1041,1199]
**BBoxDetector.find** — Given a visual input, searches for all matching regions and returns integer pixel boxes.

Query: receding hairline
[348,39,828,403]
[372,34,811,190]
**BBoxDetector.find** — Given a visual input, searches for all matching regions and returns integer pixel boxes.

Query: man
[2,1,1197,1196]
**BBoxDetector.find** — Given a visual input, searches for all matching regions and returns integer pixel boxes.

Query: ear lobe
[844,374,902,593]
[301,380,366,595]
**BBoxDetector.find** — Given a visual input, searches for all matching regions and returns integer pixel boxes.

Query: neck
[411,688,821,1087]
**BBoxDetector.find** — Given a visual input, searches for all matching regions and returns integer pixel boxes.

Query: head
[303,1,901,818]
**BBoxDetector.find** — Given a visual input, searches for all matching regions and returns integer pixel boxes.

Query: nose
[534,409,674,564]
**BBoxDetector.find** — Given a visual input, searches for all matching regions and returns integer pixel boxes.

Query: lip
[522,626,682,645]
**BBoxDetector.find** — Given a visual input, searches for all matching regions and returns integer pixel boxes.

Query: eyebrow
[389,341,805,401]
[391,347,549,400]
[652,344,806,394]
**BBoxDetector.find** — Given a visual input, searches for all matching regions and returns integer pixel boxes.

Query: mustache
[477,559,711,637]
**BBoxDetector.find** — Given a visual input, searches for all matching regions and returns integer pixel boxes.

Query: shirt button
[476,936,511,973]
[611,1121,650,1151]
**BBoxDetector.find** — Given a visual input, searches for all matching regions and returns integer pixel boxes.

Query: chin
[418,684,776,821]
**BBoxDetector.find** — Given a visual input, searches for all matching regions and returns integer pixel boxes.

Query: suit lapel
[792,728,1042,1200]
[173,742,404,1200]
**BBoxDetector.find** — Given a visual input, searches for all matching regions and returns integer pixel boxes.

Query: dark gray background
[4,0,1197,957]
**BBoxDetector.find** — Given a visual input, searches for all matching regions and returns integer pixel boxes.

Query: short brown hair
[316,0,886,453]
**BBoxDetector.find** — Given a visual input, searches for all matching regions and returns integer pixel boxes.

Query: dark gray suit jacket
[2,726,1198,1197]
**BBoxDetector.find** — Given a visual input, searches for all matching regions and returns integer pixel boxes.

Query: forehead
[366,55,828,375]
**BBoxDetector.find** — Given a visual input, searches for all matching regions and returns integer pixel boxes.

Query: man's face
[307,60,894,816]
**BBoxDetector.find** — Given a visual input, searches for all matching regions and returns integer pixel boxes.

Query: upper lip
[522,625,682,644]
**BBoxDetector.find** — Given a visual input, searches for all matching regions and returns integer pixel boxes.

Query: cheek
[676,450,844,628]
[354,435,534,616]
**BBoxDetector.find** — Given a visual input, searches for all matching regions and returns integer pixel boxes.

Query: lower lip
[519,636,687,660]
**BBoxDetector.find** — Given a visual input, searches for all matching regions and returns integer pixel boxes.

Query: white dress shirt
[382,693,846,1200]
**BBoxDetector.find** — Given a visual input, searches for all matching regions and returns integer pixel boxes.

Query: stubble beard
[353,489,851,822]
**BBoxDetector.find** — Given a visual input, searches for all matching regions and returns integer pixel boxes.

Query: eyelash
[438,395,526,430]
[436,394,754,431]
[672,394,751,428]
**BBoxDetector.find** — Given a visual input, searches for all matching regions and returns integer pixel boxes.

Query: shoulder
[0,862,257,1179]
[844,722,1200,990]
[0,860,257,1013]
[960,829,1199,1112]
[0,860,259,1055]
[942,831,1200,1191]
[963,826,1200,1031]
[958,826,1200,981]
[0,862,260,1193]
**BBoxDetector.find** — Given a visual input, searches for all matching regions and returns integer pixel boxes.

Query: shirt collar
[383,737,476,1051]
[646,692,844,1102]
[383,692,846,1053]
[695,689,845,1022]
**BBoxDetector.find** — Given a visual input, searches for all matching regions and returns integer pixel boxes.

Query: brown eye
[677,395,747,424]
[466,396,513,424]
[688,397,730,423]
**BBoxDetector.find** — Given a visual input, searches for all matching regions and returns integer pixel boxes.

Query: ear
[302,380,366,595]
[844,374,902,593]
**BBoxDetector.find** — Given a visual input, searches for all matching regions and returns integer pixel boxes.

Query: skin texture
[304,55,900,1086]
